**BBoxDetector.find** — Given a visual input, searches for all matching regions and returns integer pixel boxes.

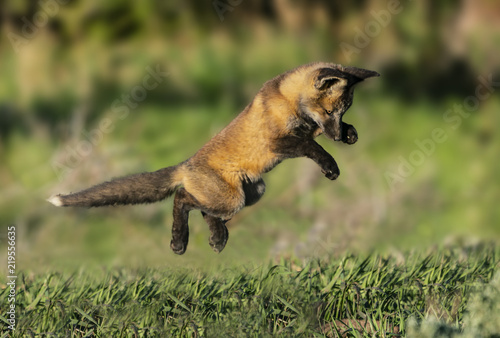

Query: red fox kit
[48,62,379,254]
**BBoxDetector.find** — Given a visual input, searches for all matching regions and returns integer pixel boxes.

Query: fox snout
[332,119,342,141]
[323,114,343,141]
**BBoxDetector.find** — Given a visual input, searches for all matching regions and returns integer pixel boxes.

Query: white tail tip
[47,195,63,207]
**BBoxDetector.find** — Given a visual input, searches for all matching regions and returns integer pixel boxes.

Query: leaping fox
[48,62,379,254]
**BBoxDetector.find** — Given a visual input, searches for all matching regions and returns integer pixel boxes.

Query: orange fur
[175,62,356,217]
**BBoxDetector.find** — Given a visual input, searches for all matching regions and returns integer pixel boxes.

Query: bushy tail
[48,166,181,208]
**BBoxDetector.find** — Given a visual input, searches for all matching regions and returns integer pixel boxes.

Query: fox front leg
[341,122,358,145]
[274,136,340,180]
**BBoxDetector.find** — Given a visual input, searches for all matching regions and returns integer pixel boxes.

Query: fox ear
[341,66,380,81]
[314,75,341,90]
[314,68,344,90]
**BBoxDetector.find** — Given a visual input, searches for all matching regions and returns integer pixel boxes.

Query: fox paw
[209,223,229,253]
[170,231,189,255]
[170,240,187,255]
[321,161,340,180]
[342,124,358,145]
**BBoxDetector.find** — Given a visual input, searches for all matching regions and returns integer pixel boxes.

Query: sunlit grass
[1,245,498,336]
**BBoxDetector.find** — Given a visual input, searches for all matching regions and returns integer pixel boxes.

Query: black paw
[321,161,340,180]
[170,240,187,255]
[209,223,229,253]
[170,229,189,255]
[342,124,358,145]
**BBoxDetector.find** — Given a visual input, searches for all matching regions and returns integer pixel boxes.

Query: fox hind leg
[172,169,246,254]
[170,187,231,254]
[170,188,199,255]
[202,212,229,253]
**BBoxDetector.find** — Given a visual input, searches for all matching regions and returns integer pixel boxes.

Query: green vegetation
[1,0,499,266]
[1,245,498,336]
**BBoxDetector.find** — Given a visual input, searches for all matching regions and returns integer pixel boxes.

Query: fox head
[298,64,379,141]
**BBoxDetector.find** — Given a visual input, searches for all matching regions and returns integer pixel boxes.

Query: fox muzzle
[323,115,343,141]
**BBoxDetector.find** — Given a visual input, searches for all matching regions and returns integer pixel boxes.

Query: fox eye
[325,110,333,115]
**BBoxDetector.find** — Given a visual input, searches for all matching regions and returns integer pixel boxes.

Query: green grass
[2,244,498,337]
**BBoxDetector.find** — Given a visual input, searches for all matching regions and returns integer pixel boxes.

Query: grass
[1,244,498,337]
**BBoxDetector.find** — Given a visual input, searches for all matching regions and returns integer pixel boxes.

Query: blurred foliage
[0,0,499,271]
[407,270,500,338]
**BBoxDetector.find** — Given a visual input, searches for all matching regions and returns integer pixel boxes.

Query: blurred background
[1,0,499,272]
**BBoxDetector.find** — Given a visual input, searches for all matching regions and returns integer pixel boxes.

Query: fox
[48,62,379,255]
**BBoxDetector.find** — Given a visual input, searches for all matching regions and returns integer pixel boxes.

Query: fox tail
[47,166,181,208]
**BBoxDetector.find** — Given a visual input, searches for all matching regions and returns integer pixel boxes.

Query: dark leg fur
[202,212,229,253]
[274,136,340,180]
[242,177,266,206]
[170,188,231,254]
[170,188,197,255]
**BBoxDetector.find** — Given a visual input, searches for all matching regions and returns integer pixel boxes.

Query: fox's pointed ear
[314,68,345,90]
[342,66,380,81]
[314,75,341,90]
